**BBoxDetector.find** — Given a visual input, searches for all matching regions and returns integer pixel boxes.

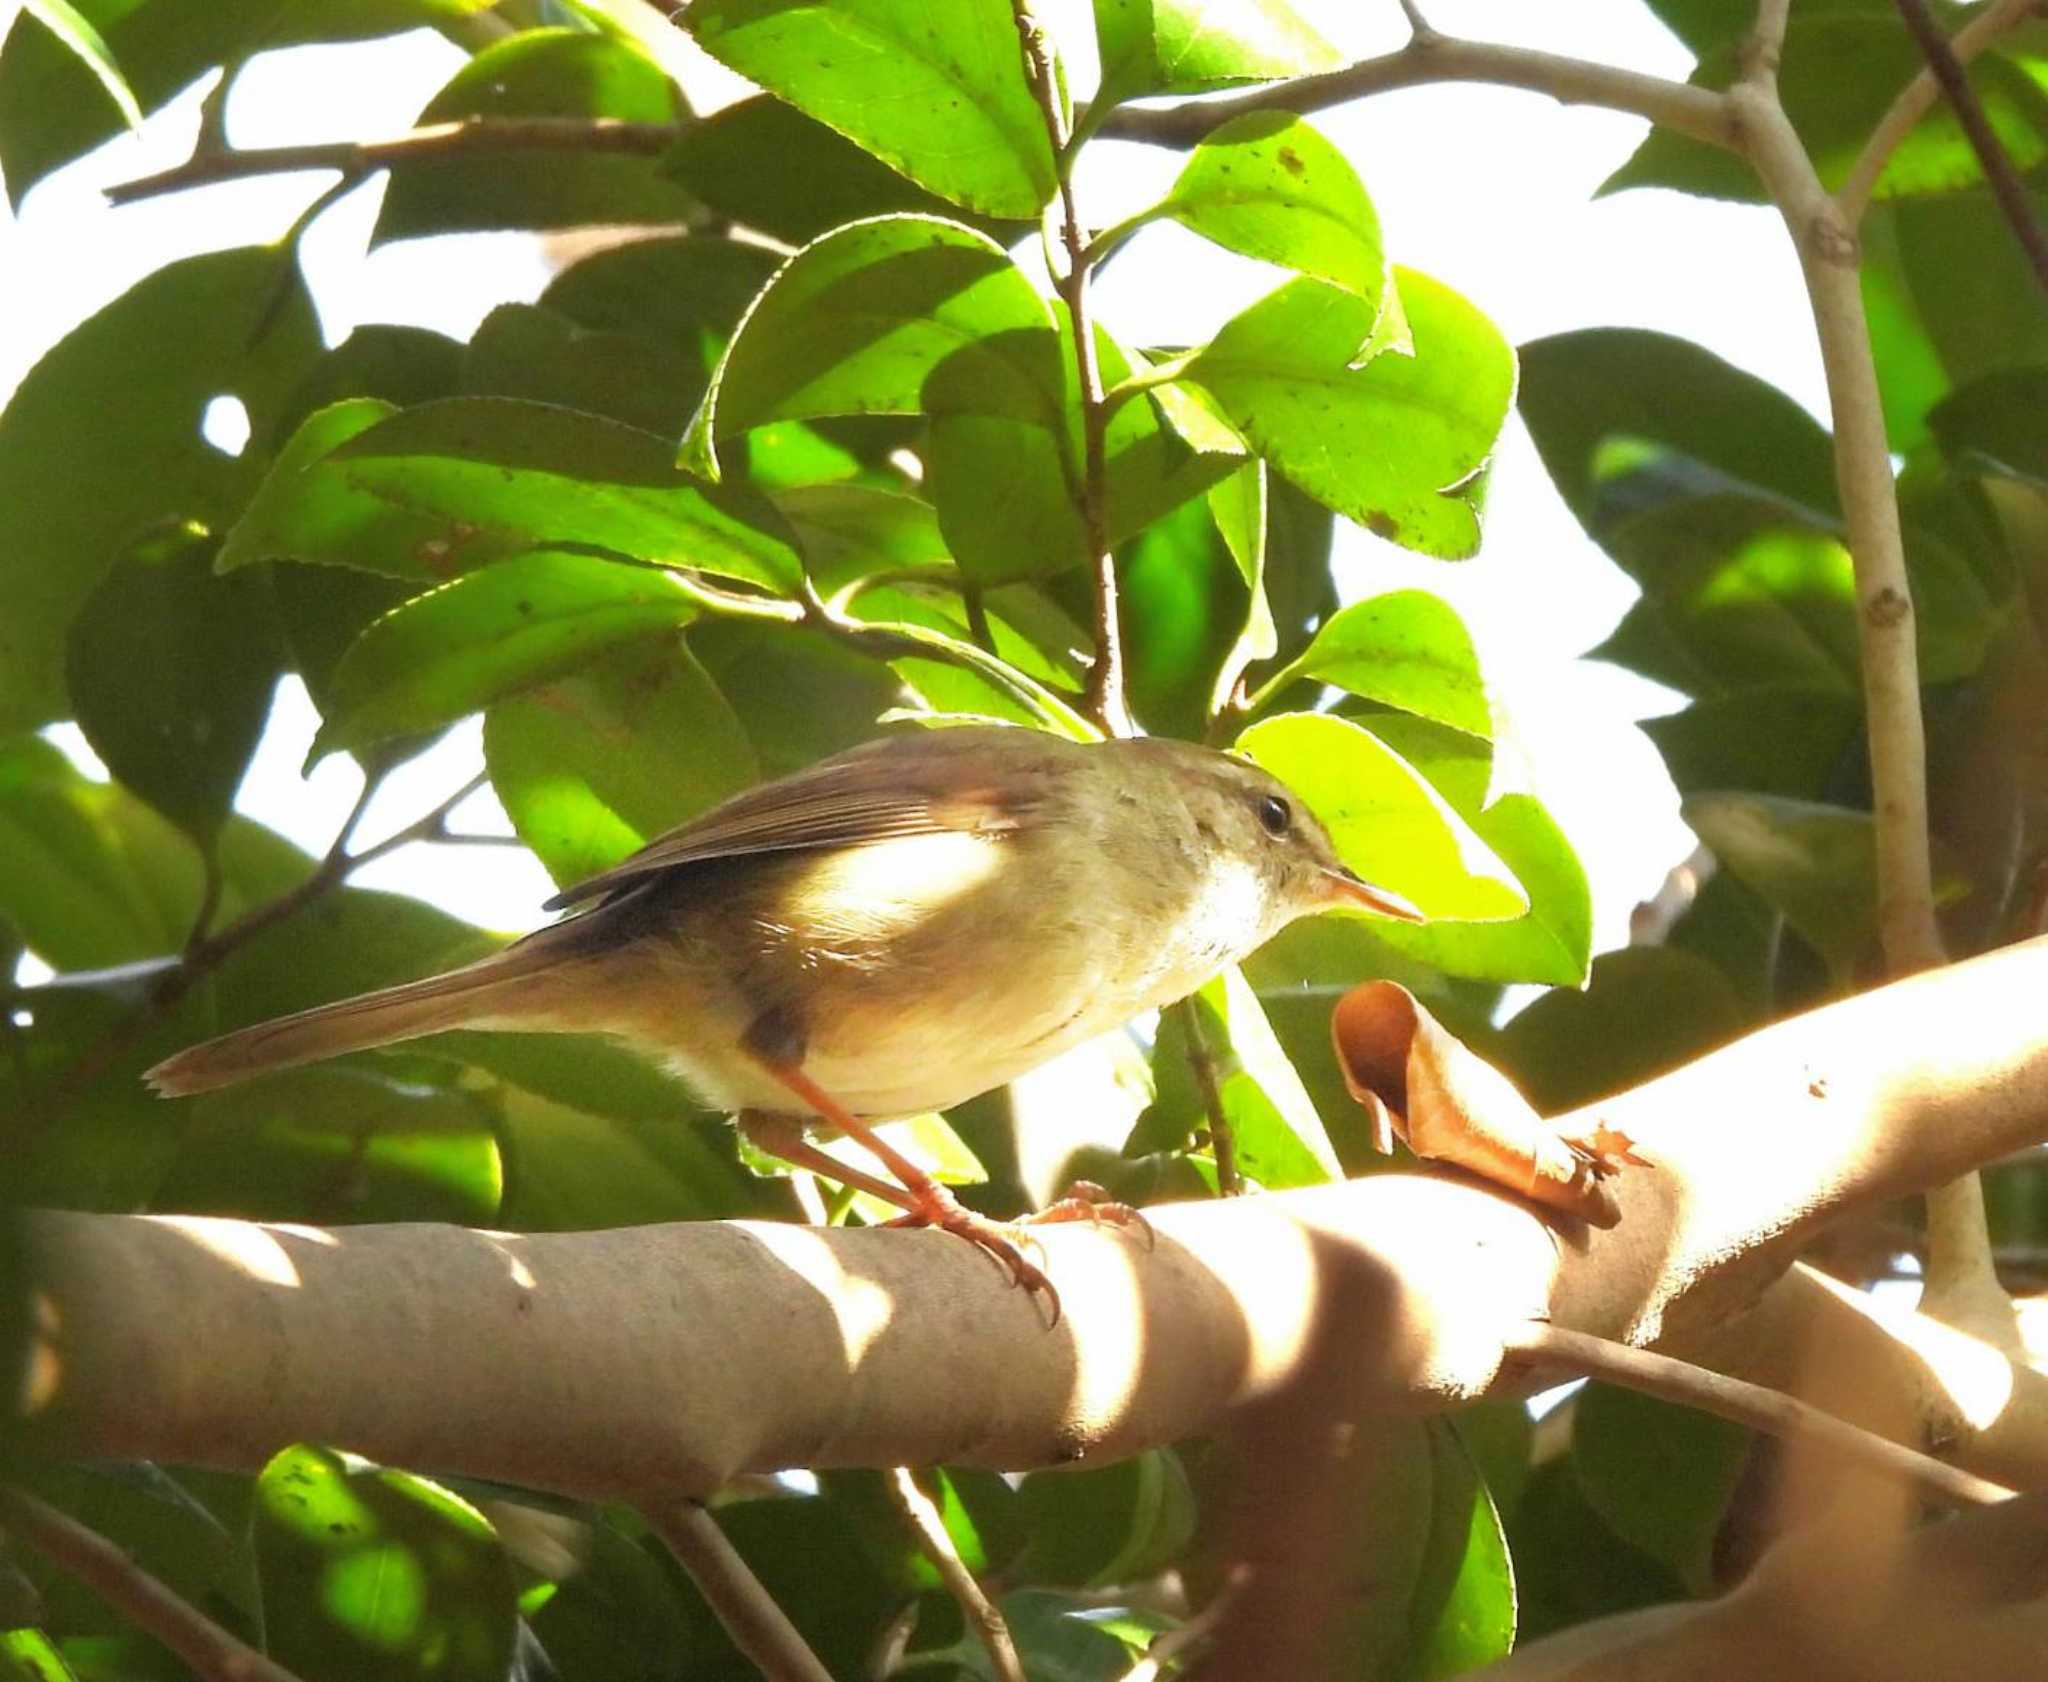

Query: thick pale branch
[1097,34,1736,151]
[20,935,2048,1494]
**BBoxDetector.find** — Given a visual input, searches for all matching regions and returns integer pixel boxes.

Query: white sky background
[0,1,1825,962]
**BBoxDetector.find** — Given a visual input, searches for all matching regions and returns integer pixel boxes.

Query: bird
[147,725,1423,1314]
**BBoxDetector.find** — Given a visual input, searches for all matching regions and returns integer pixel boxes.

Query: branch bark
[21,934,2048,1497]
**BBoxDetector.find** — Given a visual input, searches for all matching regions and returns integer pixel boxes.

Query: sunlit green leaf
[0,247,317,729]
[312,551,707,761]
[685,0,1057,217]
[1237,712,1527,920]
[1091,0,1342,110]
[375,29,690,243]
[1153,111,1385,306]
[1186,269,1514,557]
[484,633,757,888]
[255,1445,517,1682]
[1278,588,1491,737]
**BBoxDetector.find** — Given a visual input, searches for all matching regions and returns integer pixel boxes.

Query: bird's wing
[540,729,1052,912]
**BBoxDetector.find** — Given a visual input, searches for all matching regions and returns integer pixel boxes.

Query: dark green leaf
[1187,269,1514,557]
[276,325,467,442]
[779,482,953,591]
[1507,1455,1683,1644]
[462,304,702,438]
[229,398,804,591]
[484,632,757,888]
[1091,0,1341,110]
[1236,712,1527,920]
[375,28,690,243]
[255,1445,518,1682]
[1011,1451,1195,1588]
[21,0,139,129]
[1154,110,1385,305]
[1491,947,1747,1113]
[685,0,1057,218]
[544,233,776,389]
[0,247,317,729]
[1519,328,1839,524]
[1683,790,1970,981]
[1641,685,1862,798]
[664,94,1013,244]
[690,621,904,776]
[913,1589,1164,1682]
[1111,487,1252,740]
[66,532,280,841]
[1606,13,2048,205]
[313,550,707,761]
[1350,715,1592,985]
[1573,1384,1748,1593]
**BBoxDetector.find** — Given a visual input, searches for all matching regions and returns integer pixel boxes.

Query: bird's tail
[145,950,550,1097]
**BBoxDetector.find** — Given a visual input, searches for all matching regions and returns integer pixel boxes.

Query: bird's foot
[886,1186,1061,1326]
[1029,1180,1155,1251]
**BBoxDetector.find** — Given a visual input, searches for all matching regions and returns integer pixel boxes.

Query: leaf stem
[642,1499,836,1682]
[1011,0,1134,738]
[882,1469,1026,1682]
[1175,997,1243,1197]
[104,117,683,207]
[1838,0,2044,223]
[1888,0,2048,291]
[0,1486,310,1682]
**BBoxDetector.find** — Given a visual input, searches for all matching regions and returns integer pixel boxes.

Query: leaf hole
[201,394,251,458]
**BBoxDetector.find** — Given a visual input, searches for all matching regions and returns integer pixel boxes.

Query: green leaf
[254,1445,517,1682]
[1145,966,1343,1187]
[312,550,708,761]
[1491,947,1748,1113]
[0,1628,74,1682]
[1682,790,1970,981]
[483,633,757,888]
[1186,269,1515,557]
[1506,1455,1682,1643]
[1340,1420,1516,1682]
[0,247,318,730]
[66,531,281,841]
[1109,485,1254,740]
[0,736,203,968]
[374,28,690,243]
[1606,13,2048,206]
[1350,715,1592,986]
[780,483,953,592]
[685,215,1059,474]
[1011,1451,1195,1588]
[844,580,1089,727]
[685,0,1057,218]
[21,0,139,129]
[1280,588,1491,737]
[1152,111,1386,307]
[1091,0,1342,110]
[1573,1384,1748,1594]
[1519,328,1840,523]
[664,93,1016,245]
[1641,685,1862,799]
[229,398,804,592]
[1236,712,1528,920]
[691,621,904,777]
[461,303,703,438]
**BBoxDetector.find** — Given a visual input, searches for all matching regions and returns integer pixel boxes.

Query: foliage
[2,0,2046,1678]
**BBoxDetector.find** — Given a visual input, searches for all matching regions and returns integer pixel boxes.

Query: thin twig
[1731,0,2017,1352]
[1173,996,1242,1196]
[1097,32,1736,150]
[1892,0,2048,292]
[0,1486,307,1682]
[642,1499,835,1682]
[105,117,682,206]
[1839,0,2043,221]
[882,1469,1025,1682]
[1506,1326,2011,1507]
[1011,0,1134,738]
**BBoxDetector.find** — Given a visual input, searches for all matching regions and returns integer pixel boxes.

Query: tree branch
[642,1499,835,1682]
[0,1486,306,1682]
[1096,33,1736,151]
[882,1468,1025,1682]
[1838,0,2045,224]
[1013,0,1133,736]
[104,117,683,207]
[24,934,2048,1496]
[1891,0,2048,292]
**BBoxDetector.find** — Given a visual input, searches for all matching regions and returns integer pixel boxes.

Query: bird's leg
[750,1060,1061,1324]
[735,1111,917,1212]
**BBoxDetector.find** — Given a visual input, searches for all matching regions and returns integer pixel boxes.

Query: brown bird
[148,726,1423,1312]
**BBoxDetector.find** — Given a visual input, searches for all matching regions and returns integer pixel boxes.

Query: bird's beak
[1323,867,1427,923]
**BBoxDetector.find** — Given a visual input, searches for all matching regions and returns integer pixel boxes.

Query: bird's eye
[1257,794,1291,836]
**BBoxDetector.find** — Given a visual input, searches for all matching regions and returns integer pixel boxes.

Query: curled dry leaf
[1329,979,1648,1227]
